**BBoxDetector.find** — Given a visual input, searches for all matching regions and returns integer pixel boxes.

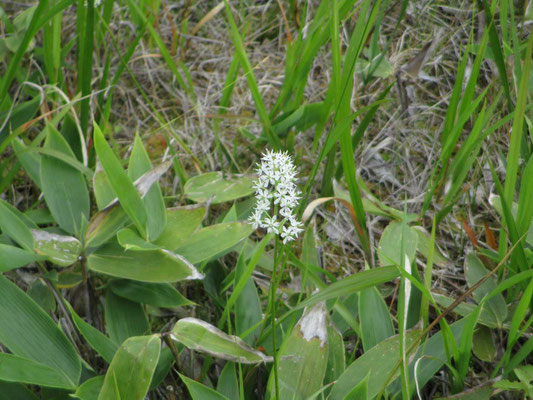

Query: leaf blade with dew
[31,229,82,267]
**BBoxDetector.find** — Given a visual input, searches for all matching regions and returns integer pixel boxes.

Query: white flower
[248,150,303,243]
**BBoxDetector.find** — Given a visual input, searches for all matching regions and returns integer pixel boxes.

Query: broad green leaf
[472,326,496,362]
[85,205,130,248]
[87,242,203,283]
[150,347,174,390]
[27,279,56,313]
[0,96,39,140]
[153,206,205,250]
[175,222,254,263]
[98,335,161,400]
[433,293,499,329]
[117,227,161,251]
[359,286,394,351]
[92,161,115,210]
[73,376,104,400]
[234,249,262,345]
[180,373,230,400]
[13,138,42,188]
[290,266,400,312]
[171,317,273,364]
[268,303,329,400]
[413,227,448,266]
[93,123,147,237]
[217,362,239,400]
[465,254,508,327]
[325,322,345,387]
[344,372,370,400]
[128,134,166,241]
[272,102,327,136]
[32,229,81,266]
[378,221,418,267]
[184,171,254,204]
[406,319,467,396]
[0,381,38,400]
[105,290,149,345]
[0,275,81,386]
[109,279,194,308]
[356,53,393,78]
[0,243,45,272]
[330,330,421,399]
[0,354,75,389]
[67,303,117,364]
[40,125,89,235]
[0,198,33,250]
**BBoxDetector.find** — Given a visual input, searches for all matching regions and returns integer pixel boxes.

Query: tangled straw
[248,150,304,244]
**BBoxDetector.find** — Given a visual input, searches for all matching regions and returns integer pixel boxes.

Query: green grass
[0,0,532,399]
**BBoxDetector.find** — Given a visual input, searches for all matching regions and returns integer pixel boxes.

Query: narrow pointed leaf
[291,266,399,312]
[93,123,147,237]
[67,303,118,364]
[128,134,167,241]
[180,373,231,400]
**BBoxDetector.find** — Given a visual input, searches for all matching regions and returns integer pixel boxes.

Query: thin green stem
[270,236,280,400]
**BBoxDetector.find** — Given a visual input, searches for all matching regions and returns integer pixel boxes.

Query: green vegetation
[0,0,532,398]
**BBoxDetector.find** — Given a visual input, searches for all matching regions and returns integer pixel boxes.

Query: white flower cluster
[248,150,304,244]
